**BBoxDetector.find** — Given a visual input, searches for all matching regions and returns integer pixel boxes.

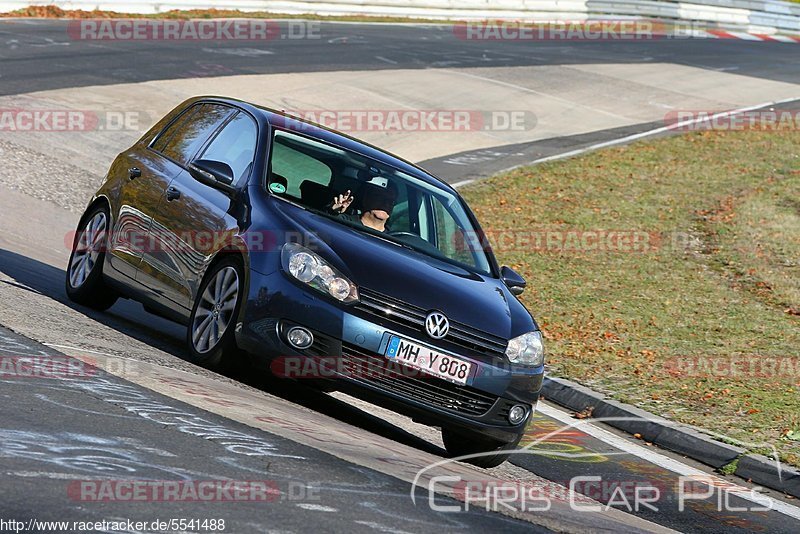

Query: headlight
[506,331,544,366]
[281,243,358,303]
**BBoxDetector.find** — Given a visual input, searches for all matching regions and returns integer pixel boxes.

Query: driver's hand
[331,190,353,213]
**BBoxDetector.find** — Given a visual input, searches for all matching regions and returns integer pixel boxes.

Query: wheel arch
[78,195,113,230]
[69,195,113,251]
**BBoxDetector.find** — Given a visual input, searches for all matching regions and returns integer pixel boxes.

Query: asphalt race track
[1,19,800,95]
[1,17,800,534]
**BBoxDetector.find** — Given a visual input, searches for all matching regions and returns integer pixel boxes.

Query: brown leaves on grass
[2,5,125,18]
[602,331,620,342]
[696,195,737,224]
[5,6,67,17]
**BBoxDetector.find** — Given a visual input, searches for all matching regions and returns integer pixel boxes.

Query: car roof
[192,95,457,193]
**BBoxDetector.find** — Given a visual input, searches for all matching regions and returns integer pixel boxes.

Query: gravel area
[0,138,103,213]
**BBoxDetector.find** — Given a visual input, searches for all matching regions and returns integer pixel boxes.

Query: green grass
[719,458,740,476]
[461,129,800,467]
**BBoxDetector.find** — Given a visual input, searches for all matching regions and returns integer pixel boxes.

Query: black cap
[361,181,397,215]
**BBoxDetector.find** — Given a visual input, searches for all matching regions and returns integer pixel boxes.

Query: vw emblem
[425,311,450,339]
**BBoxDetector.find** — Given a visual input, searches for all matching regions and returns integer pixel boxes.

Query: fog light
[286,327,313,349]
[508,405,528,425]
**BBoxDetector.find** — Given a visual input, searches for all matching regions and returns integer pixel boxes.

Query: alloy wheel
[68,212,107,289]
[192,266,239,354]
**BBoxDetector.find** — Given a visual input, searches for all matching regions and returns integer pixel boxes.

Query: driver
[329,180,397,233]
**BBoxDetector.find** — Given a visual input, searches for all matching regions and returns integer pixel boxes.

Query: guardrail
[1,0,798,33]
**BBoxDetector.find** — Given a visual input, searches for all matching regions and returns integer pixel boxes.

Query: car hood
[273,201,535,339]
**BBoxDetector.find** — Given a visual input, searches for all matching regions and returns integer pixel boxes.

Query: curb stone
[735,454,800,497]
[540,376,800,498]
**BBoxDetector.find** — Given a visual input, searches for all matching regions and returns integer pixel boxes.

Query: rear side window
[270,131,333,198]
[198,112,258,185]
[151,106,198,154]
[152,104,234,166]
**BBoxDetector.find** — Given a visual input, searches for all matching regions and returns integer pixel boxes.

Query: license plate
[384,336,472,385]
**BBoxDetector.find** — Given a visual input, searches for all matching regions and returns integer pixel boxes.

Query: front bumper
[236,269,544,443]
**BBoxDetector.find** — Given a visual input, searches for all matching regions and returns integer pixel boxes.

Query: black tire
[186,256,245,369]
[441,428,523,468]
[65,205,118,311]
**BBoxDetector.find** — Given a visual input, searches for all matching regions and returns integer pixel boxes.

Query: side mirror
[501,265,526,296]
[188,159,236,195]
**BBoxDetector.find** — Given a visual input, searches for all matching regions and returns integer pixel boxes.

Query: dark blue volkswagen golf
[66,96,545,467]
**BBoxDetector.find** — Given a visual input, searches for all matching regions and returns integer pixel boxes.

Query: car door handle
[128,167,141,180]
[166,186,181,202]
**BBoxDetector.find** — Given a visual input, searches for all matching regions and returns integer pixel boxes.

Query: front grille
[354,288,508,357]
[339,343,497,416]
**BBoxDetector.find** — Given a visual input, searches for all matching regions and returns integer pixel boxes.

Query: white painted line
[295,503,338,512]
[9,471,103,480]
[450,96,800,189]
[374,55,398,64]
[449,178,476,188]
[355,521,415,534]
[726,31,764,41]
[538,403,800,521]
[201,47,274,57]
[770,35,797,43]
[43,343,118,356]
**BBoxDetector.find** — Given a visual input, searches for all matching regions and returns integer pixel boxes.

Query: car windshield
[267,128,492,275]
